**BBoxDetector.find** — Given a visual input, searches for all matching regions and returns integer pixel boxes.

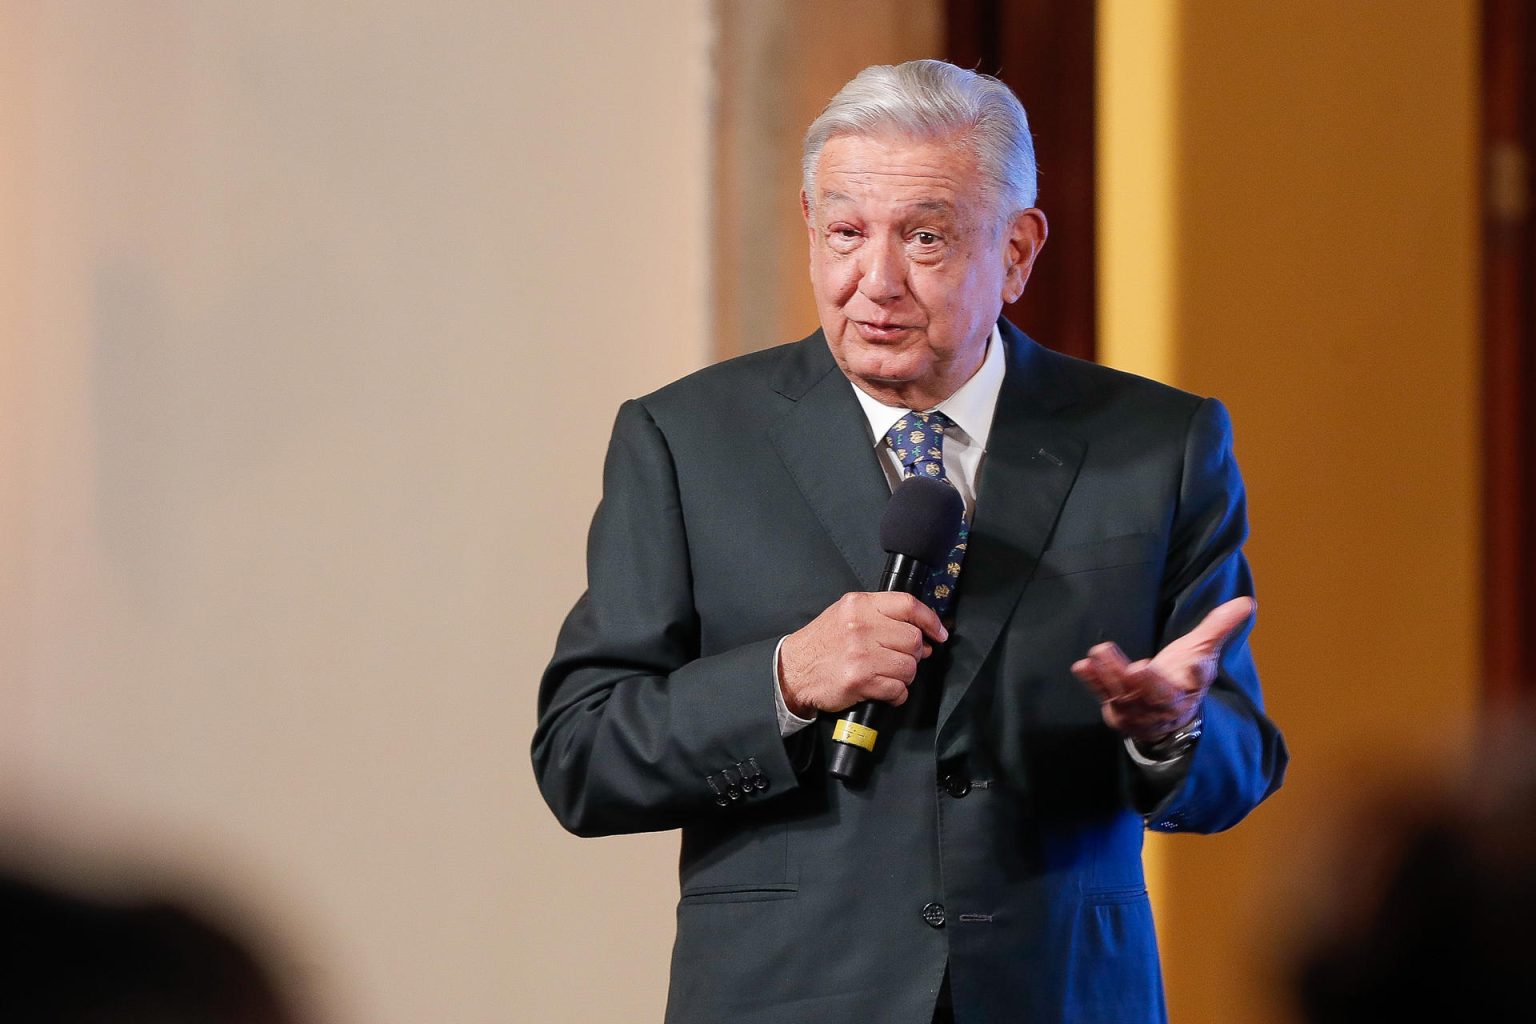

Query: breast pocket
[1034,533,1163,581]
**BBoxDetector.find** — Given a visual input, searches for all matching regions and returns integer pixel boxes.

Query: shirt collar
[849,323,1006,450]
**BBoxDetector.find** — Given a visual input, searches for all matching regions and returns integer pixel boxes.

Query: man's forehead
[818,190,958,215]
[812,133,980,208]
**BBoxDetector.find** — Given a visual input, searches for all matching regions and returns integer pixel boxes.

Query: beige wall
[1101,2,1482,1020]
[0,2,712,1021]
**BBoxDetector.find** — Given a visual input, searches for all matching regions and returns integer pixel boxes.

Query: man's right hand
[777,593,949,718]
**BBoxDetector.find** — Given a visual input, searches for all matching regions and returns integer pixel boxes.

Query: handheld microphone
[829,475,964,782]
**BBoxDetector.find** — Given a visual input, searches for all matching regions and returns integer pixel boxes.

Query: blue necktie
[883,411,968,619]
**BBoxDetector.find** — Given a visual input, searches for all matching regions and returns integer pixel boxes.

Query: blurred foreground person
[1,864,306,1024]
[1298,721,1536,1022]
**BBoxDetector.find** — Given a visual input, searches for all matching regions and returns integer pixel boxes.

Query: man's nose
[856,237,906,304]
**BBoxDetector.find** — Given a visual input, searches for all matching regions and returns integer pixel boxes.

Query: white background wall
[1,2,713,1020]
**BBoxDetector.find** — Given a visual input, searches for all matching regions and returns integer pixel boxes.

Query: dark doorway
[1482,0,1536,702]
[946,1,1097,362]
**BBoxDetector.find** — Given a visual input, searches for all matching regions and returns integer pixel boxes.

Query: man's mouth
[853,320,915,341]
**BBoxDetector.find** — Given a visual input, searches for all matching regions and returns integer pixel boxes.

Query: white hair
[802,59,1038,223]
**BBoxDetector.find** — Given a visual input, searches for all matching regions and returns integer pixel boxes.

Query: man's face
[804,131,1046,407]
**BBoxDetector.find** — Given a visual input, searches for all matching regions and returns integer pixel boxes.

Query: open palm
[1070,597,1255,742]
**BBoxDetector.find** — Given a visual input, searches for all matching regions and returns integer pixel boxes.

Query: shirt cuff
[773,636,817,737]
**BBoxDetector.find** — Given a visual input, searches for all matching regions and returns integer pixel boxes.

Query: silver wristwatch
[1133,717,1203,762]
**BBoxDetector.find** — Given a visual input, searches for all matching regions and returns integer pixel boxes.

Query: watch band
[1134,716,1203,762]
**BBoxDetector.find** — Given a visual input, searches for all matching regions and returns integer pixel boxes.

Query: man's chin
[857,369,919,387]
[840,351,921,384]
[843,361,934,402]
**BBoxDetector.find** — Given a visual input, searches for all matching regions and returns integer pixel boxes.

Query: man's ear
[802,189,823,258]
[1001,208,1049,304]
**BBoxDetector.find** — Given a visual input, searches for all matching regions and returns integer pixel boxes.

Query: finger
[1096,674,1185,722]
[875,592,949,644]
[1087,642,1135,696]
[875,621,926,659]
[1088,641,1132,676]
[869,674,911,707]
[869,647,920,685]
[824,671,910,713]
[1113,658,1181,704]
[1081,657,1148,709]
[1183,596,1255,655]
[1072,658,1115,702]
[871,624,933,660]
[1104,660,1151,705]
[1117,660,1200,718]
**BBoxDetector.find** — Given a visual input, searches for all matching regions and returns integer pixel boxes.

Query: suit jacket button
[921,902,946,928]
[942,773,971,798]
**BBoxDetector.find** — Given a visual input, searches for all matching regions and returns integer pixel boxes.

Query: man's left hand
[1070,597,1255,743]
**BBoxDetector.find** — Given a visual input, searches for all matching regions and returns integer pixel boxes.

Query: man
[533,60,1286,1023]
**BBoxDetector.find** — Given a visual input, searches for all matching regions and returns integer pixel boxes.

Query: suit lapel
[937,324,1086,743]
[768,333,892,591]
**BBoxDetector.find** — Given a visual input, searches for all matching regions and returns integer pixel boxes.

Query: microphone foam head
[880,476,964,566]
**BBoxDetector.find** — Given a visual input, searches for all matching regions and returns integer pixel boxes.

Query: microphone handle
[829,552,930,781]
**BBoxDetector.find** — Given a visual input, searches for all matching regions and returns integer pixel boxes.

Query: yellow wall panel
[1103,2,1482,1020]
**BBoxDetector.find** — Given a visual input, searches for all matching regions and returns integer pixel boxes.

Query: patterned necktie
[883,411,968,619]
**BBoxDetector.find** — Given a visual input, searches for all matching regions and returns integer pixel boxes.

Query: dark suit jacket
[532,321,1287,1023]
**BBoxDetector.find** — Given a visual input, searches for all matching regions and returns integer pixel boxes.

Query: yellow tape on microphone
[832,719,878,752]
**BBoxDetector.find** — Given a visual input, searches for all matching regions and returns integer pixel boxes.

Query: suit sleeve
[531,399,805,837]
[1138,397,1288,833]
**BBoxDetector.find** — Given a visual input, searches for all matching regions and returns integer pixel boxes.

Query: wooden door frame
[946,0,1097,363]
[1481,0,1536,702]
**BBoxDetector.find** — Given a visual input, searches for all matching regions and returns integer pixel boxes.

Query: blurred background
[1,1,1530,1021]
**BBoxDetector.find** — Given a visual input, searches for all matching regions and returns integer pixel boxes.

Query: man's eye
[913,232,940,246]
[836,228,860,239]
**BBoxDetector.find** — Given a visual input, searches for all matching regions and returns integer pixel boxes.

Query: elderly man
[533,60,1286,1024]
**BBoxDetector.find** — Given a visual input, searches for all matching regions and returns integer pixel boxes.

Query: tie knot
[883,411,955,479]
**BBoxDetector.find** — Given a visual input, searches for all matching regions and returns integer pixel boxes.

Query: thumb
[1185,596,1255,655]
